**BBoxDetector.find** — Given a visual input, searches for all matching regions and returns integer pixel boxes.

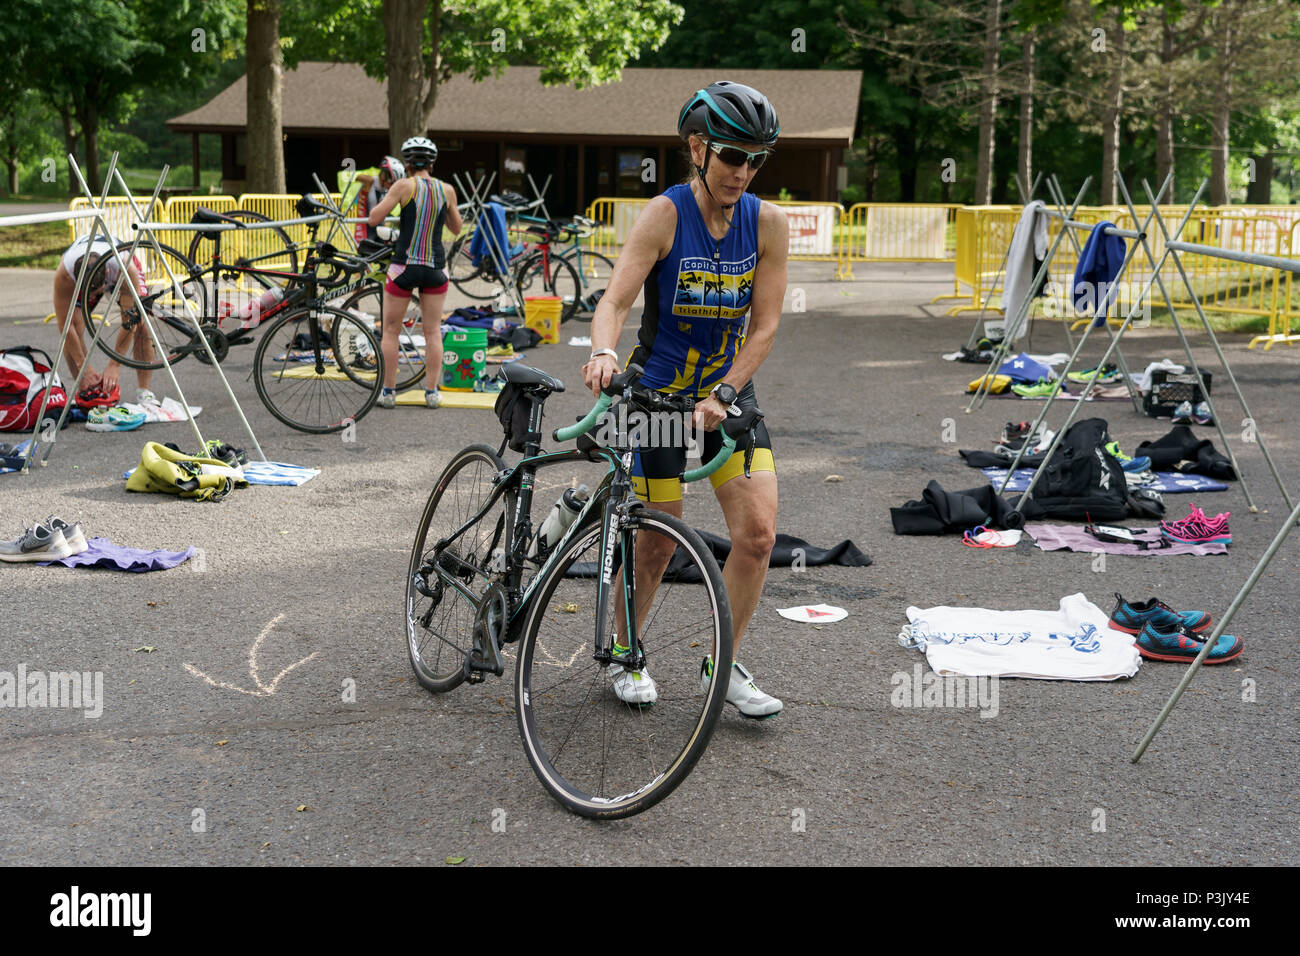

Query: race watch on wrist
[710,383,738,407]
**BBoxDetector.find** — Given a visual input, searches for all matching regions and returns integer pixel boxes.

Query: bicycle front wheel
[337,284,428,390]
[406,444,512,693]
[515,252,581,323]
[514,509,734,819]
[252,304,382,433]
[80,242,207,370]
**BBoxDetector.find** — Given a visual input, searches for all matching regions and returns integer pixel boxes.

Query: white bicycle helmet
[379,156,406,181]
[401,137,438,168]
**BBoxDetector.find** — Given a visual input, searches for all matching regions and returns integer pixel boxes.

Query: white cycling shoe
[610,658,657,707]
[701,657,783,719]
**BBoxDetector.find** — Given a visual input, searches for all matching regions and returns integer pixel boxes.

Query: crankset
[465,583,509,682]
[192,324,230,365]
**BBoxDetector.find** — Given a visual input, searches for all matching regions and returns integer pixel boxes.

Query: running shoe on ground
[41,515,87,555]
[425,390,441,408]
[1011,379,1058,398]
[0,523,73,563]
[609,644,656,706]
[473,374,505,393]
[1194,401,1213,425]
[701,656,783,719]
[1134,621,1242,664]
[1066,363,1122,385]
[1109,592,1211,634]
[136,388,159,405]
[75,384,120,408]
[1170,400,1194,424]
[377,389,396,409]
[204,440,247,466]
[86,405,146,432]
[1103,440,1152,473]
[485,344,515,358]
[1160,503,1230,545]
[999,421,1034,445]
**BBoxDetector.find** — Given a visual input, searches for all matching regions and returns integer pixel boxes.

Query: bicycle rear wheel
[561,248,615,318]
[447,231,507,301]
[407,445,513,693]
[514,508,733,819]
[188,209,299,284]
[515,251,580,323]
[252,304,382,433]
[80,242,207,370]
[337,284,428,391]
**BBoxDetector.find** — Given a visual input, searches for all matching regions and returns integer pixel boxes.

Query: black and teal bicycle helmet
[677,81,780,147]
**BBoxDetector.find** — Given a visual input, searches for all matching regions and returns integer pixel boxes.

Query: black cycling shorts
[629,380,774,503]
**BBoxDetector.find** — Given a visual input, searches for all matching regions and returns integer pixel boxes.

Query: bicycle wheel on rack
[337,284,428,390]
[515,252,581,323]
[188,209,299,284]
[407,444,513,693]
[447,231,508,301]
[560,248,615,318]
[514,508,734,819]
[79,242,207,371]
[252,304,382,433]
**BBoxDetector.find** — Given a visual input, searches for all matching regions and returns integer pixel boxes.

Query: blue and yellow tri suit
[627,183,774,503]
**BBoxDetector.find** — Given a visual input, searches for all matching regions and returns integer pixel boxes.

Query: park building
[167,63,862,211]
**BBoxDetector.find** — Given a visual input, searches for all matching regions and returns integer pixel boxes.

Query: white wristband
[589,348,618,363]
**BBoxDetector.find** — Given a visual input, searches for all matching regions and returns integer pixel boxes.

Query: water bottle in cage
[240,287,284,329]
[528,485,590,559]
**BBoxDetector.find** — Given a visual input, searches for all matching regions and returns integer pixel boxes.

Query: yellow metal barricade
[843,203,960,269]
[236,193,306,269]
[584,198,648,259]
[1250,220,1300,349]
[67,197,150,245]
[160,195,237,262]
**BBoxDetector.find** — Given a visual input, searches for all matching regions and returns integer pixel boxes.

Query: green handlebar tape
[554,393,612,442]
[682,432,737,483]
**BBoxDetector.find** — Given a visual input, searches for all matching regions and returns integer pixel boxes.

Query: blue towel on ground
[37,537,197,572]
[997,352,1053,384]
[982,467,1228,494]
[1073,220,1127,323]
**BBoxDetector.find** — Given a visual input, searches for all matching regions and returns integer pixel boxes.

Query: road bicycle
[79,203,388,432]
[405,363,763,817]
[446,199,613,322]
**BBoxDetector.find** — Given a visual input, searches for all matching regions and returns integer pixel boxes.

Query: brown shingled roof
[168,63,861,145]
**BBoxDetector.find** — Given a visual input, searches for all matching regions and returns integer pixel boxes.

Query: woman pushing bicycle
[583,81,788,718]
[368,136,463,408]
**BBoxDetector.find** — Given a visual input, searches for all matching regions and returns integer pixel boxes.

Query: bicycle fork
[594,489,644,672]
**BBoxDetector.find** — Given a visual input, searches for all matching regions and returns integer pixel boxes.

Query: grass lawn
[0,221,67,270]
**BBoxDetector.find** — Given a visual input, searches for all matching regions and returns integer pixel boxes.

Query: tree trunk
[385,0,430,152]
[1155,15,1175,196]
[974,0,1001,204]
[61,107,79,197]
[4,136,17,195]
[1099,13,1124,205]
[1018,31,1034,200]
[1246,148,1273,204]
[246,0,286,194]
[422,0,442,120]
[76,101,101,194]
[893,123,917,202]
[1210,21,1232,206]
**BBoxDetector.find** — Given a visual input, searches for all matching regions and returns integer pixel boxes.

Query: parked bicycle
[445,196,613,322]
[79,201,389,432]
[405,362,764,817]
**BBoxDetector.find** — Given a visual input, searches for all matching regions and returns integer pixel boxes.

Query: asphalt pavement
[1,260,1296,866]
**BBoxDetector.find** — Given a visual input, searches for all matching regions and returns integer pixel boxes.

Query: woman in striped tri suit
[368,136,463,408]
